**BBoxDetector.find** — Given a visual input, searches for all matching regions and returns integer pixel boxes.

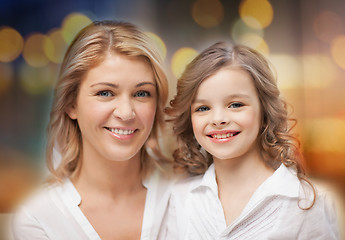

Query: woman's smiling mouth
[104,127,138,139]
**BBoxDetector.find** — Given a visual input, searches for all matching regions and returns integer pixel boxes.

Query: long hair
[46,20,169,183]
[166,42,315,208]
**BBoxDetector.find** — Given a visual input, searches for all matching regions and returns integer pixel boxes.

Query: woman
[12,20,172,240]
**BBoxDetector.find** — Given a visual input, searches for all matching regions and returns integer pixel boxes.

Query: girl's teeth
[212,133,235,139]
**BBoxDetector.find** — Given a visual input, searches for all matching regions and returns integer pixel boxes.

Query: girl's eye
[97,91,113,97]
[196,106,209,112]
[229,102,243,108]
[135,91,151,98]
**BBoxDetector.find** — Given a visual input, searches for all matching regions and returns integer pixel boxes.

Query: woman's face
[67,53,157,163]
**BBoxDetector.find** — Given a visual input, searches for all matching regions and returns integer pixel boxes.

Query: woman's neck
[71,151,144,199]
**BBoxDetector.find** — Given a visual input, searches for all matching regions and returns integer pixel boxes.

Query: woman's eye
[97,91,113,97]
[135,91,151,98]
[229,102,243,108]
[196,106,209,112]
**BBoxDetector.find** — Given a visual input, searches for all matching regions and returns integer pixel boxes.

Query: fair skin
[191,67,274,225]
[67,53,157,239]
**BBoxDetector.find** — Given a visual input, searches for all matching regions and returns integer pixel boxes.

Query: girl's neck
[213,149,274,190]
[71,152,144,198]
[213,150,274,226]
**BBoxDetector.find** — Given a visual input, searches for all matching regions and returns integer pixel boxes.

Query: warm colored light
[304,118,345,153]
[302,54,337,88]
[331,35,345,70]
[44,28,68,64]
[171,47,198,78]
[0,63,14,94]
[19,62,58,95]
[0,27,24,62]
[239,0,273,29]
[313,11,343,43]
[23,33,51,68]
[192,0,224,28]
[237,33,269,55]
[269,54,302,89]
[145,32,167,60]
[231,18,264,44]
[61,13,92,44]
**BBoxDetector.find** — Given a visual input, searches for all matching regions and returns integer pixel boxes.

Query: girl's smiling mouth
[207,130,240,142]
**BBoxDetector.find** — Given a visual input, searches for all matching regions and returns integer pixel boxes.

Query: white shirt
[163,164,340,240]
[12,170,173,240]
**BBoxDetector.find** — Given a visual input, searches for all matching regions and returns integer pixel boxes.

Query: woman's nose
[113,97,135,121]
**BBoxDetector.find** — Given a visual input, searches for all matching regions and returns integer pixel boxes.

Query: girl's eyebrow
[89,81,156,88]
[193,93,251,104]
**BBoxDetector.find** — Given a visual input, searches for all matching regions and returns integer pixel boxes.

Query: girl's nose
[211,109,229,127]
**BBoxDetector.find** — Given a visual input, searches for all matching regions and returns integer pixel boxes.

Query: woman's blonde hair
[47,20,169,182]
[166,42,315,208]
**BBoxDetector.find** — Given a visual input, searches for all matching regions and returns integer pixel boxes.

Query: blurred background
[0,0,344,238]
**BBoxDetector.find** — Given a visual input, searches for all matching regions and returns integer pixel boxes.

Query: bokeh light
[23,33,51,68]
[192,0,224,28]
[331,35,345,70]
[313,11,344,43]
[0,63,14,95]
[231,18,264,44]
[171,47,198,78]
[237,33,269,55]
[145,32,167,60]
[302,54,337,88]
[269,54,302,89]
[239,0,273,29]
[19,62,58,95]
[0,27,24,63]
[304,118,345,153]
[61,13,92,45]
[44,28,68,64]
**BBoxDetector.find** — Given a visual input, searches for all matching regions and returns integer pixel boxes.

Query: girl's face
[191,67,262,162]
[67,53,157,163]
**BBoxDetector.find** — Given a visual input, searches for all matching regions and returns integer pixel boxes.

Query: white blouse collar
[191,163,301,199]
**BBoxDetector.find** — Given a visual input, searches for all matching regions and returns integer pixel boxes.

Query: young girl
[12,21,172,239]
[164,42,339,239]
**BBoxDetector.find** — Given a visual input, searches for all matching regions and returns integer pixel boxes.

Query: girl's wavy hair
[46,20,169,183]
[166,42,315,208]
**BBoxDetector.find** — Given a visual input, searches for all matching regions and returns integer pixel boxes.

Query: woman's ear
[66,105,77,120]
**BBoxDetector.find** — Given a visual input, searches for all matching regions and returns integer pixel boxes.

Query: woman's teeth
[108,128,135,135]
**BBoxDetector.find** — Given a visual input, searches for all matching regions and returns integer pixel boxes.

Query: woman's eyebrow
[90,82,119,88]
[136,82,156,88]
[90,82,155,88]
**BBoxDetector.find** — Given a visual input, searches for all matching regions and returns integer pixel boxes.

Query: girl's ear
[66,105,77,120]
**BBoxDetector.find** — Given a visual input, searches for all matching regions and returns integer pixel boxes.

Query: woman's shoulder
[168,172,204,201]
[15,181,64,214]
[12,178,91,240]
[11,181,67,239]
